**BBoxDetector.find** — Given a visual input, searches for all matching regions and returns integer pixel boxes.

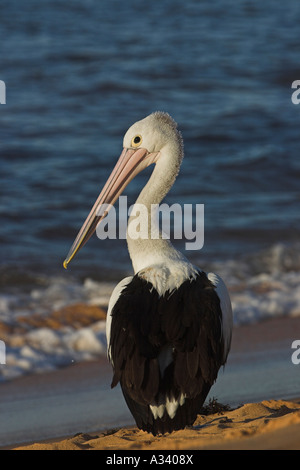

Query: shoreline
[0,315,299,450]
[12,398,300,450]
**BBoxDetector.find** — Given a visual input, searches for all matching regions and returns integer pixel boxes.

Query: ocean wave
[3,322,107,382]
[0,242,300,382]
[209,242,300,324]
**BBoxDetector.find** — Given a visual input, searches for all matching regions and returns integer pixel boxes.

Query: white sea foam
[0,242,300,382]
[1,322,108,382]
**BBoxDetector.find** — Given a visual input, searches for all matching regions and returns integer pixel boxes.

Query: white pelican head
[63,112,183,269]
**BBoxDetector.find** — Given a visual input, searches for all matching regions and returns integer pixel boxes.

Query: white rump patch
[150,394,186,420]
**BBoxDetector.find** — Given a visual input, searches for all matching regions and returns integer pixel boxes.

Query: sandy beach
[0,315,299,451]
[13,398,300,450]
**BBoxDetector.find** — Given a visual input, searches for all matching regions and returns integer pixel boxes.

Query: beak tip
[63,259,68,270]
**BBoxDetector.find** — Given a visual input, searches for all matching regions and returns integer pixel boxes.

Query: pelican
[63,112,233,435]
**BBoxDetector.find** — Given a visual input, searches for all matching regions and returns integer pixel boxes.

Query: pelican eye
[131,134,142,148]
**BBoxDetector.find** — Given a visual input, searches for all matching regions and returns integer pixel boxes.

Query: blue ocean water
[1,0,300,281]
[0,0,300,381]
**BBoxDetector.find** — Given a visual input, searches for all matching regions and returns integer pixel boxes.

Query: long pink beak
[63,147,158,269]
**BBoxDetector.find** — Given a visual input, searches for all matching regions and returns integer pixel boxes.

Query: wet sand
[13,399,300,450]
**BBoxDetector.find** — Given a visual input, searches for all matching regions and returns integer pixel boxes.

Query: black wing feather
[109,270,226,435]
